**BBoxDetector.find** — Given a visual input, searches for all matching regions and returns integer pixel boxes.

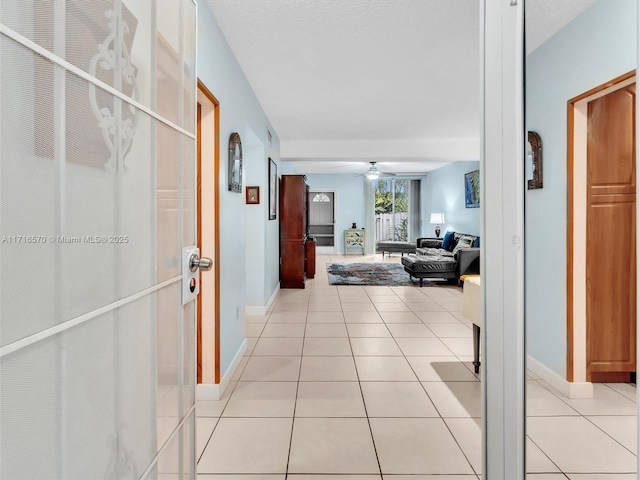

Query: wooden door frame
[197,80,221,384]
[566,70,636,382]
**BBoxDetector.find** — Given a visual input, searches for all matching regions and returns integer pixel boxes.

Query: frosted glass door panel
[0,0,197,478]
[0,284,185,478]
[156,0,196,134]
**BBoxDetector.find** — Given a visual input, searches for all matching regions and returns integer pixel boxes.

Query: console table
[344,228,365,255]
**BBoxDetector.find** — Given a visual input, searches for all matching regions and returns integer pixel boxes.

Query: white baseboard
[197,338,247,401]
[527,354,593,399]
[245,284,280,316]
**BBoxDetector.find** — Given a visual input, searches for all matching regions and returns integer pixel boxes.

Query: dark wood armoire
[280,175,315,288]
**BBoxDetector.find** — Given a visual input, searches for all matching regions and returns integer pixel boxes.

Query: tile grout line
[343,287,385,479]
[283,288,310,479]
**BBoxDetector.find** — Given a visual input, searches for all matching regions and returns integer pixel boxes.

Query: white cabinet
[344,228,365,255]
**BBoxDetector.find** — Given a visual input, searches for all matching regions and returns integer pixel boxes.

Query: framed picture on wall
[268,158,277,220]
[464,169,480,208]
[246,186,259,204]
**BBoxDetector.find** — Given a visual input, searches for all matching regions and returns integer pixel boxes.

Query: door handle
[189,253,213,272]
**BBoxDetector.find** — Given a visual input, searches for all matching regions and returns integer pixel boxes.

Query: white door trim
[309,189,338,254]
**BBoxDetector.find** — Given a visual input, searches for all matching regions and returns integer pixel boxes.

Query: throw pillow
[442,231,455,251]
[453,235,474,255]
[472,236,480,248]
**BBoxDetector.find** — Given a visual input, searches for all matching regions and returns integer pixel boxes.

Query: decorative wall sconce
[229,132,243,192]
[527,131,543,190]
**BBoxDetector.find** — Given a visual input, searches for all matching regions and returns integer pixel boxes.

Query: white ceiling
[207,0,598,174]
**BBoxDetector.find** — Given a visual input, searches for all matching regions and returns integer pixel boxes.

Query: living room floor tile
[370,418,474,475]
[306,311,345,323]
[421,382,482,418]
[379,311,422,323]
[299,356,358,381]
[304,323,348,337]
[443,417,482,473]
[428,324,472,338]
[252,337,303,356]
[341,302,377,312]
[197,418,292,474]
[527,416,636,473]
[261,323,306,338]
[303,337,352,356]
[346,323,392,337]
[438,337,474,356]
[295,381,366,417]
[407,356,478,382]
[245,323,265,338]
[558,383,637,416]
[288,418,379,474]
[375,303,412,312]
[417,311,462,323]
[307,303,343,312]
[360,381,439,417]
[267,311,307,324]
[526,380,580,417]
[343,311,384,323]
[386,323,435,338]
[364,286,396,295]
[586,415,637,454]
[437,301,464,312]
[240,356,301,382]
[395,337,453,356]
[408,302,446,312]
[354,356,418,381]
[350,337,403,356]
[222,382,297,417]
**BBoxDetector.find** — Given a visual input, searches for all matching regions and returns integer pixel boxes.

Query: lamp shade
[430,213,445,224]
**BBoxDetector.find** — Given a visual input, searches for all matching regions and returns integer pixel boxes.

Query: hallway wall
[198,3,282,378]
[525,0,637,378]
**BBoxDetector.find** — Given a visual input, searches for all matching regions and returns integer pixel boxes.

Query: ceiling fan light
[366,170,380,180]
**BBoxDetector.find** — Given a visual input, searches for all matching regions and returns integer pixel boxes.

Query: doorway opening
[308,189,337,254]
[567,71,637,386]
[196,81,221,387]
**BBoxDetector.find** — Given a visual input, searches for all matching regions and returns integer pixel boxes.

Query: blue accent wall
[526,0,637,377]
[423,161,481,237]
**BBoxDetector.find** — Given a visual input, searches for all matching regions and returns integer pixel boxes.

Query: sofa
[401,231,480,286]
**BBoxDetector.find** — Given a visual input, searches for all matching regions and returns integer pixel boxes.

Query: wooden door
[586,84,636,381]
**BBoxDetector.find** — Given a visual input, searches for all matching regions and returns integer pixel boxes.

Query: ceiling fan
[364,161,395,180]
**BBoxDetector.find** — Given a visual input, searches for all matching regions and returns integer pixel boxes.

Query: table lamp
[430,213,445,237]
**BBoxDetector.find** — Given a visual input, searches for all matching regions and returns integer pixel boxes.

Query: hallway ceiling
[207,0,598,174]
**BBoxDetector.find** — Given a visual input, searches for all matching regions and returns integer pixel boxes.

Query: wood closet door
[586,84,636,381]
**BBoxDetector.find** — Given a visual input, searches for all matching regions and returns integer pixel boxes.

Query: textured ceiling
[526,0,598,53]
[207,0,599,174]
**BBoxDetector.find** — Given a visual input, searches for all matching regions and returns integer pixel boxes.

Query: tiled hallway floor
[196,255,637,479]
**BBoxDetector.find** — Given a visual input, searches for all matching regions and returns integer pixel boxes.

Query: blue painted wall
[423,161,481,237]
[526,0,637,377]
[198,4,282,378]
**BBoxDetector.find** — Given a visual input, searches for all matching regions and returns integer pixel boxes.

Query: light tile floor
[196,254,637,479]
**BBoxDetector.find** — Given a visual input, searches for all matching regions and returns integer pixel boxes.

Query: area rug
[326,262,432,287]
